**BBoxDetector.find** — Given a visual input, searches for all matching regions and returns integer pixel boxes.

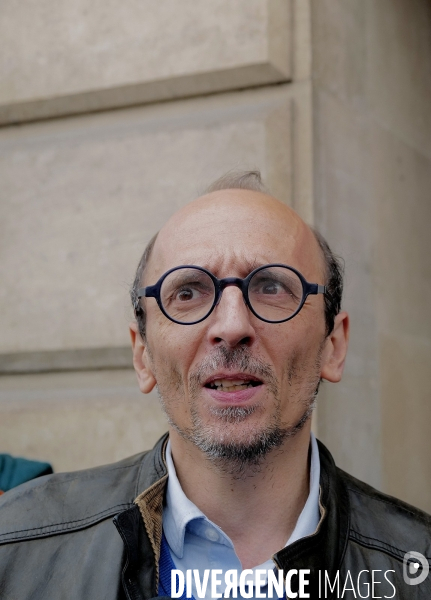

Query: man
[0,171,430,599]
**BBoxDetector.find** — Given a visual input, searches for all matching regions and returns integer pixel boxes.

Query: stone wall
[0,0,430,511]
[312,0,431,511]
[0,0,312,474]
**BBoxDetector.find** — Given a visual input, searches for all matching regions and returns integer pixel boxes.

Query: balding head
[131,171,343,338]
[151,188,323,281]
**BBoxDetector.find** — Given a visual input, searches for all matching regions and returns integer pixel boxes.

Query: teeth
[216,379,246,387]
[208,378,258,391]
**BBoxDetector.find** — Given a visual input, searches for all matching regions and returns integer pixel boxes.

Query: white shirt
[162,434,321,600]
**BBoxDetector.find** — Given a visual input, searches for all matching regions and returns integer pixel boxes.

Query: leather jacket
[0,434,430,599]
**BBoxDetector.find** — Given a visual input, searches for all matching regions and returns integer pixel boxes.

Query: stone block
[311,0,431,160]
[311,0,431,508]
[311,0,368,111]
[313,88,382,488]
[372,125,431,341]
[380,334,431,514]
[0,369,167,472]
[313,86,431,503]
[368,0,431,159]
[0,84,312,356]
[292,0,312,82]
[0,0,291,124]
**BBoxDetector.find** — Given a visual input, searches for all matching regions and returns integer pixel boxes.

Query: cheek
[268,322,324,377]
[158,364,184,398]
[145,318,200,385]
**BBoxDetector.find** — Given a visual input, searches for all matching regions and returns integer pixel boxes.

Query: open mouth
[205,378,262,392]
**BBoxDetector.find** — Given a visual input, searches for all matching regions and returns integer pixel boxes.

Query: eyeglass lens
[160,268,215,323]
[248,266,303,321]
[159,266,304,324]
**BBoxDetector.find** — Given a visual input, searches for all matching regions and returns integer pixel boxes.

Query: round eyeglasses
[135,264,326,325]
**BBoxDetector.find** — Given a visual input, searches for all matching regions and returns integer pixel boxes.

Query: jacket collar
[272,440,350,597]
[114,435,350,600]
[114,433,169,600]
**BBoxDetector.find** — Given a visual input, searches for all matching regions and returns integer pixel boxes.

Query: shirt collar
[163,433,321,560]
[163,440,206,558]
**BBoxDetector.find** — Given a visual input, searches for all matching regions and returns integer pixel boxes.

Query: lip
[203,371,264,405]
[203,372,262,386]
[204,386,262,404]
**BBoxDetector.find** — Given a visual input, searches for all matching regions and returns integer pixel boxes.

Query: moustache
[189,346,278,395]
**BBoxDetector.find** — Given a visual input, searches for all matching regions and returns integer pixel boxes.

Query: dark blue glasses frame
[135,264,326,325]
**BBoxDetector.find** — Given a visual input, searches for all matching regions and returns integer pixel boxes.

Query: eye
[248,268,303,306]
[169,280,213,305]
[160,268,215,316]
[252,276,287,295]
[259,280,283,295]
[176,286,201,301]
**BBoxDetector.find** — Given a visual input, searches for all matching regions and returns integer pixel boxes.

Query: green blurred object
[0,454,53,492]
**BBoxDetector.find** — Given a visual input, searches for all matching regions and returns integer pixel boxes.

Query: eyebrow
[196,255,266,276]
[242,257,264,272]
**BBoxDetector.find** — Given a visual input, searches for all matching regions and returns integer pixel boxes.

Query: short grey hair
[131,170,344,338]
[204,170,269,194]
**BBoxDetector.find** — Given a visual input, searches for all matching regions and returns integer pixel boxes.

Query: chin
[174,402,313,477]
[184,423,288,478]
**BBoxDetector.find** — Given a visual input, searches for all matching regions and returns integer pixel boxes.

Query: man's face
[138,190,331,470]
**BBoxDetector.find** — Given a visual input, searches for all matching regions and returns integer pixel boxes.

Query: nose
[206,285,256,348]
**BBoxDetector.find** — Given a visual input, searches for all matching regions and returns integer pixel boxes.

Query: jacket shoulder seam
[0,502,133,543]
[349,529,404,562]
[349,528,431,561]
[3,459,147,492]
[50,460,146,485]
[346,485,431,522]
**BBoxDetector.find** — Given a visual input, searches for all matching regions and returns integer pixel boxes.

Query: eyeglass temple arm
[137,286,158,298]
[309,283,326,295]
[134,286,158,313]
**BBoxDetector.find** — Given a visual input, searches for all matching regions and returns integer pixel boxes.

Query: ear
[320,311,349,383]
[129,321,157,394]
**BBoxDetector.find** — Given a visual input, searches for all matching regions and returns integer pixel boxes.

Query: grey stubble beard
[156,345,322,479]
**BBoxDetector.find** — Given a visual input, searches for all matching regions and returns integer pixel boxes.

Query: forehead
[148,190,323,281]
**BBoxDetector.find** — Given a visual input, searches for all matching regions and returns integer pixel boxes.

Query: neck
[169,425,312,569]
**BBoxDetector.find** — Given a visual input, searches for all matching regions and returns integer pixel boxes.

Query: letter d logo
[403,551,429,586]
